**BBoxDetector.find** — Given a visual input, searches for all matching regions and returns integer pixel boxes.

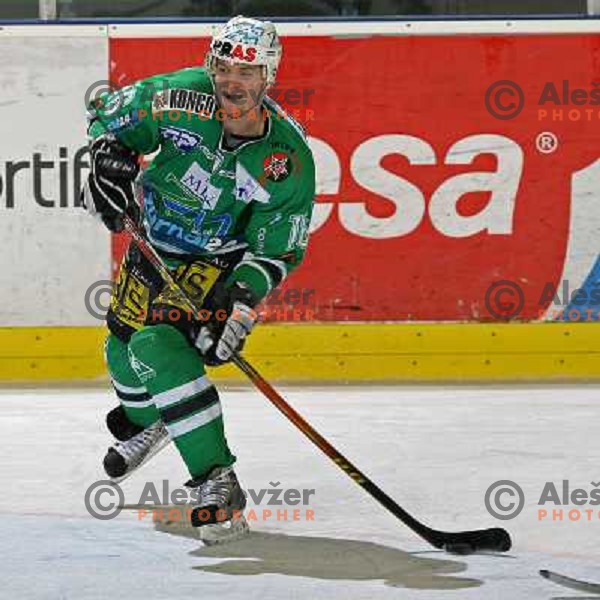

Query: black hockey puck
[444,542,475,555]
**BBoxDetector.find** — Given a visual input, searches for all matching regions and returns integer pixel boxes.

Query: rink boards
[0,20,599,382]
[2,322,600,383]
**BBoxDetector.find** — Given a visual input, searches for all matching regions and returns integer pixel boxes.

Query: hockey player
[82,15,315,542]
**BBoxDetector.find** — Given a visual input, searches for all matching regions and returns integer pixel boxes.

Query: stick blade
[440,527,512,555]
[540,569,600,594]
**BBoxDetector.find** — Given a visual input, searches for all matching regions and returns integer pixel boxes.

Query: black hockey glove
[195,282,259,366]
[81,135,141,233]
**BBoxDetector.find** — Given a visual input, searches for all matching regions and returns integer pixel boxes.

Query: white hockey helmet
[205,15,282,87]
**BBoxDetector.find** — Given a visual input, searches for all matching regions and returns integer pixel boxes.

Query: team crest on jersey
[263,152,292,182]
[152,88,216,118]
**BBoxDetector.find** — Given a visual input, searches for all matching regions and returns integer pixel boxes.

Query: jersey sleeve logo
[152,88,216,118]
[99,85,137,116]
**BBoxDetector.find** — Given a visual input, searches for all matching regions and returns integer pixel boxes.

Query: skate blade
[108,434,171,485]
[197,515,250,546]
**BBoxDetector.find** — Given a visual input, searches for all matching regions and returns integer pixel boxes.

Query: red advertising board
[110,33,600,322]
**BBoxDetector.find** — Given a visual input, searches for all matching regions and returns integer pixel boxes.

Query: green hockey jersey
[88,66,315,307]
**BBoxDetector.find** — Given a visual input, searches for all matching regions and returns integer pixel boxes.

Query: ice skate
[103,420,170,483]
[186,465,249,545]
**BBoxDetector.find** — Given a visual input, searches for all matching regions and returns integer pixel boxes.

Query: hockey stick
[121,215,512,554]
[540,570,600,594]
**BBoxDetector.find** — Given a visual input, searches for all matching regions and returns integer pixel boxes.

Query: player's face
[213,59,267,116]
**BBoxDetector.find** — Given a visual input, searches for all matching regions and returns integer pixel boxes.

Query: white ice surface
[2,385,600,599]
